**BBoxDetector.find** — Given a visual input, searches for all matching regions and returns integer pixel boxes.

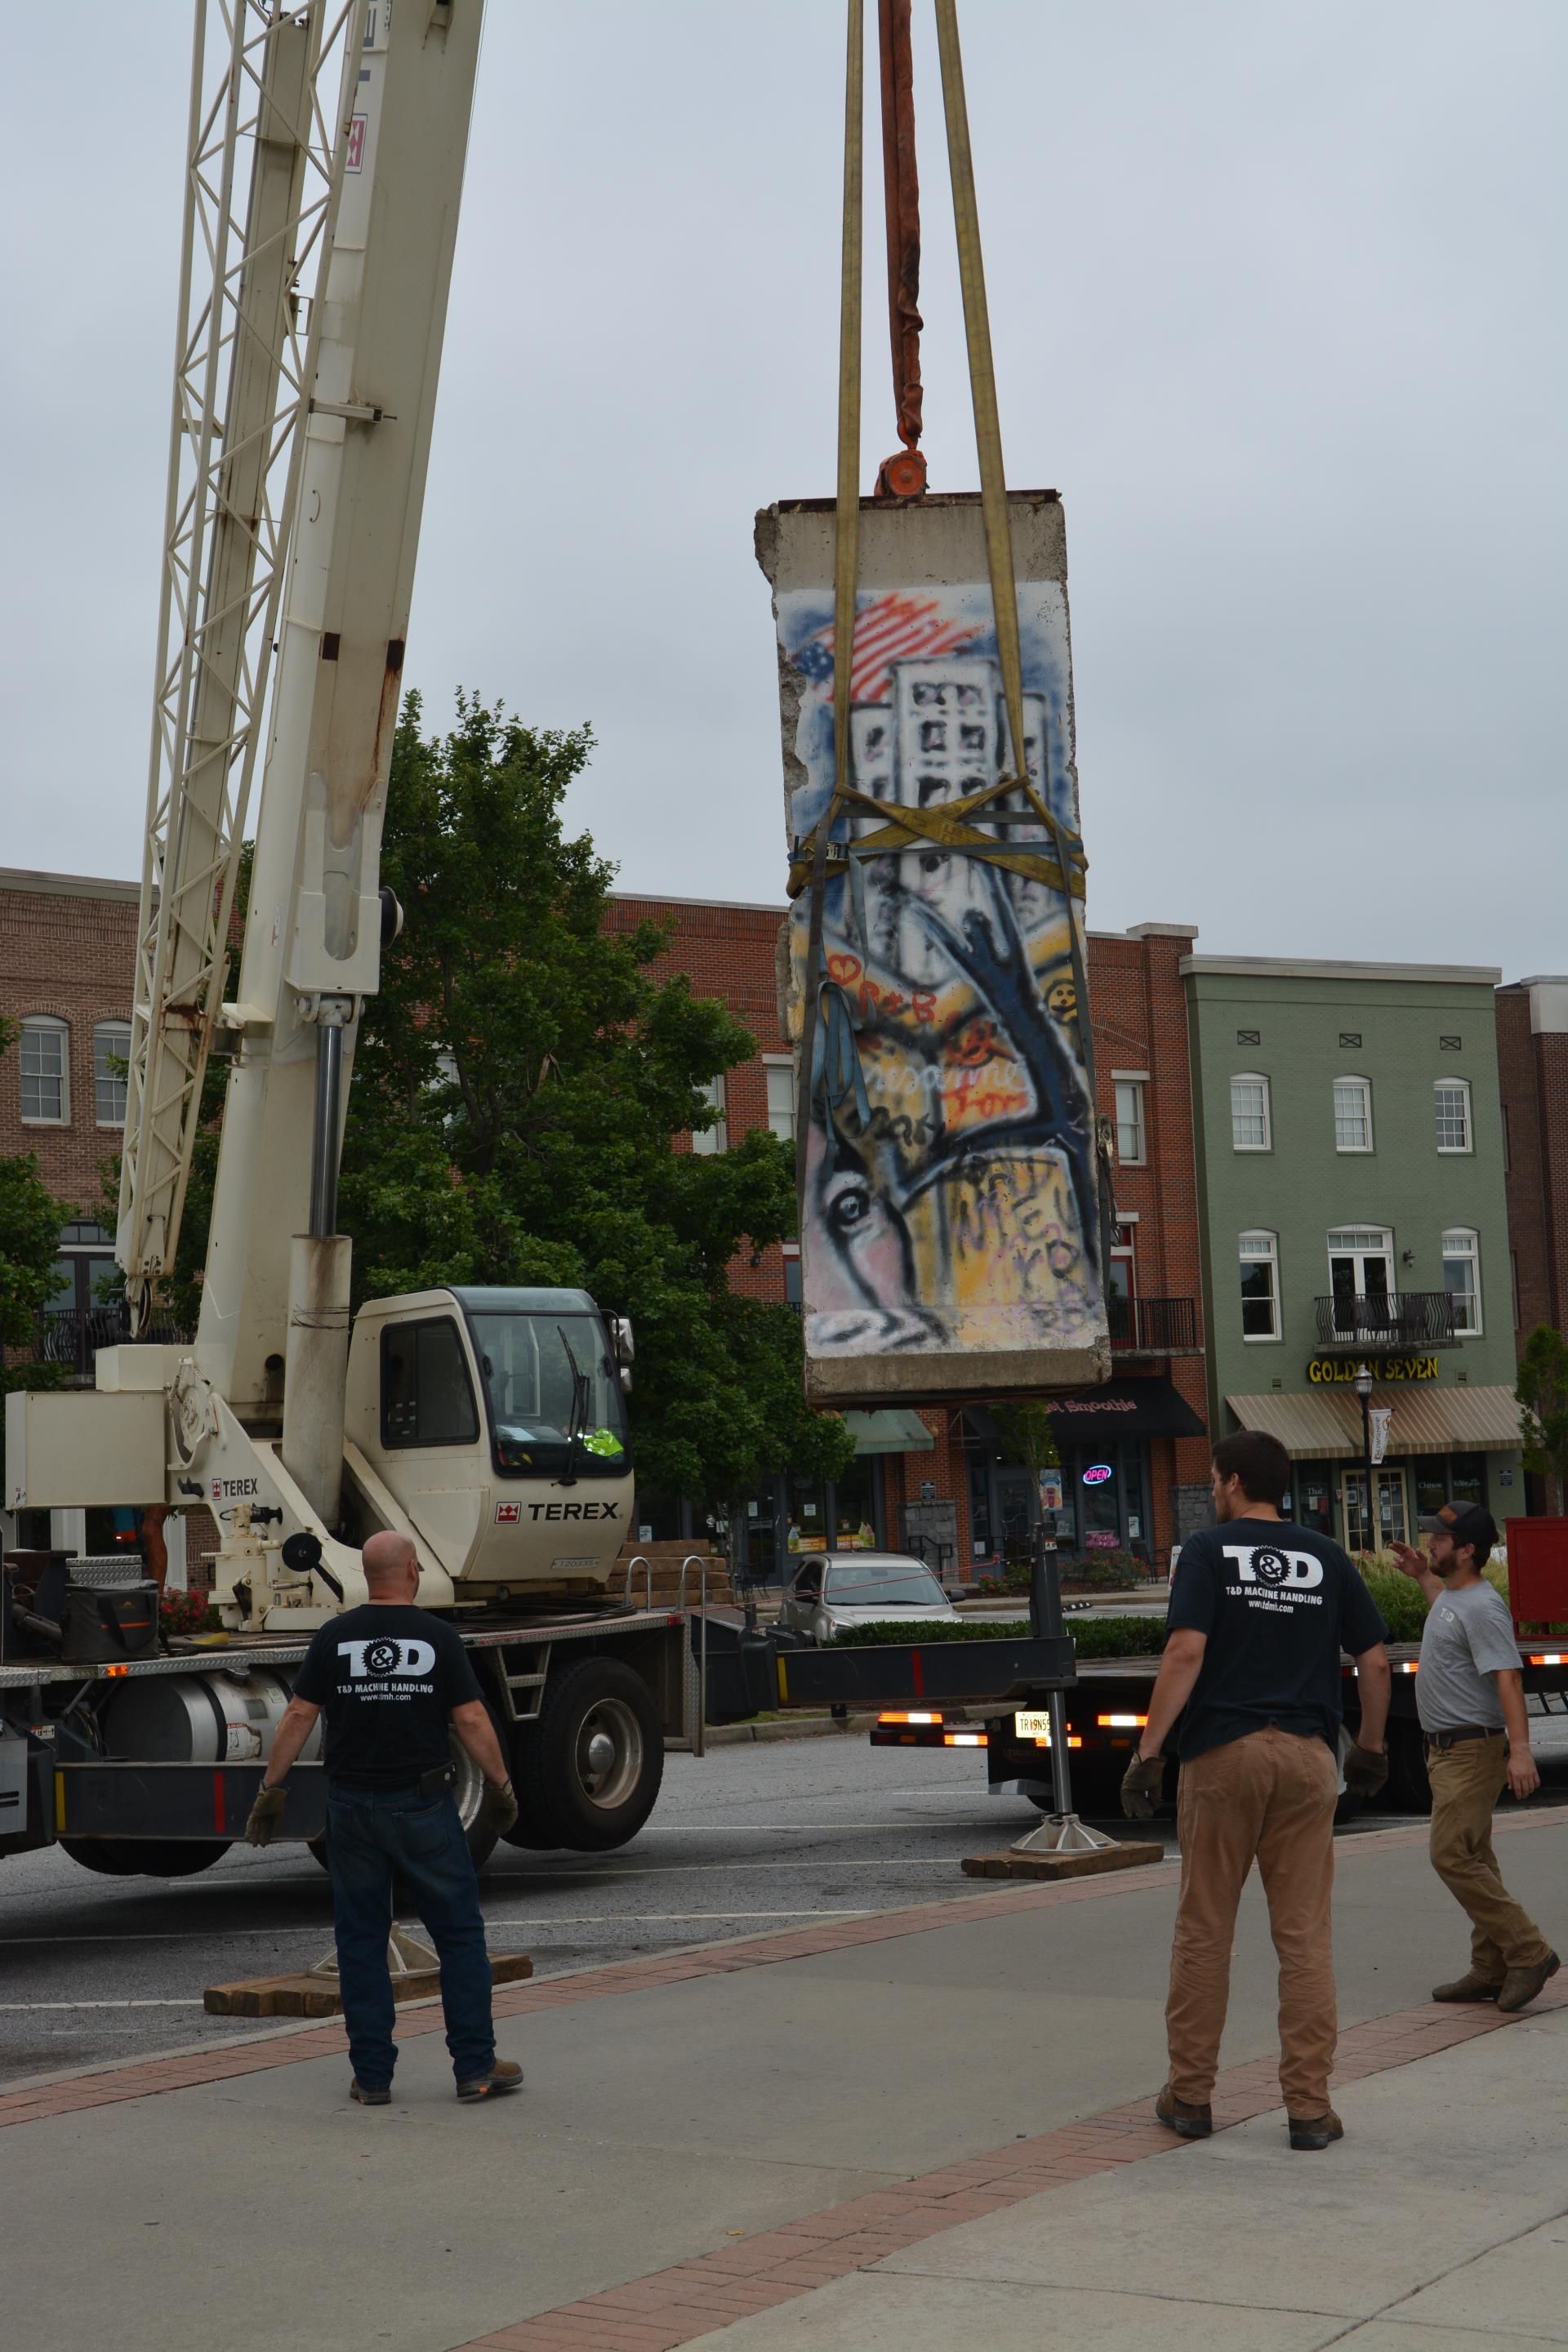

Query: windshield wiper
[555,1324,592,1487]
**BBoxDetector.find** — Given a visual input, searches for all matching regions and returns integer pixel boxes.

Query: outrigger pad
[961,1840,1163,1882]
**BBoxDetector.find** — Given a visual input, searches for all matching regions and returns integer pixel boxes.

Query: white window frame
[1231,1073,1271,1152]
[1333,1075,1374,1153]
[1113,1077,1147,1166]
[1441,1227,1482,1337]
[20,1015,69,1125]
[691,1073,728,1156]
[763,1054,796,1144]
[92,1020,132,1129]
[1327,1226,1395,1296]
[1239,1229,1281,1342]
[1434,1077,1472,1155]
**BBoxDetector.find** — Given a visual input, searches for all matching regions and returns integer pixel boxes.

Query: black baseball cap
[1417,1501,1498,1555]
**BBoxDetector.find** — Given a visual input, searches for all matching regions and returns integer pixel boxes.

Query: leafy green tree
[336,692,854,1509]
[1518,1324,1568,1515]
[989,1401,1060,1495]
[0,1019,71,1475]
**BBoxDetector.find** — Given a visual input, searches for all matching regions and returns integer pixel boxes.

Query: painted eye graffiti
[826,1183,873,1236]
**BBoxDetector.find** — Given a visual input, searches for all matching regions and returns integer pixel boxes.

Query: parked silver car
[777,1552,957,1645]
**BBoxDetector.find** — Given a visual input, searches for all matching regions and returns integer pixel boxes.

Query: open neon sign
[1082,1463,1113,1486]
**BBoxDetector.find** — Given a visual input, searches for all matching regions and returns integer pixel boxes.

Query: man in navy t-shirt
[242,1530,523,2107]
[1121,1430,1391,2150]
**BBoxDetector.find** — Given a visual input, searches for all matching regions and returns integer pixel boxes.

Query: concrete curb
[703,1713,874,1746]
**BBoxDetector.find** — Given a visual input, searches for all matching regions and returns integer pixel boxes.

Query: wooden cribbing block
[204,1950,533,2018]
[961,1842,1164,1882]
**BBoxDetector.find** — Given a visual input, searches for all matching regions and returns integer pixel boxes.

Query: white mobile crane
[0,0,1077,1880]
[0,0,687,1871]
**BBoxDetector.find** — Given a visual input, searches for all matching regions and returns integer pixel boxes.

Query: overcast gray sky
[3,3,1562,973]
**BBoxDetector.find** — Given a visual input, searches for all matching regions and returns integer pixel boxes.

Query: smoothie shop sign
[1306,1355,1440,1384]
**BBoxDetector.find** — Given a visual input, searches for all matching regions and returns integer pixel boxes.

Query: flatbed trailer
[0,1591,1076,1874]
[872,1637,1568,1813]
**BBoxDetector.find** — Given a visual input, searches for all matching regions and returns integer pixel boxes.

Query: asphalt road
[3,1714,1566,2094]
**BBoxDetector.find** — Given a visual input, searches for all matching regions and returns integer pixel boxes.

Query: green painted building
[1183,955,1522,1551]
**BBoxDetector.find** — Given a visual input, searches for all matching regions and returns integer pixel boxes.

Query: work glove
[1342,1744,1389,1802]
[244,1783,287,1846]
[483,1778,519,1838]
[1120,1752,1165,1821]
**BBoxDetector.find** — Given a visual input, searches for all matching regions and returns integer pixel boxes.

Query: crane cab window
[381,1318,479,1449]
[466,1309,629,1478]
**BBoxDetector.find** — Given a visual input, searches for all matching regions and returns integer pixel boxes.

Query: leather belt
[1424,1724,1504,1752]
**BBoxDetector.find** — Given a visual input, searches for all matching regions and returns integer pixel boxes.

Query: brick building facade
[1494,976,1568,1513]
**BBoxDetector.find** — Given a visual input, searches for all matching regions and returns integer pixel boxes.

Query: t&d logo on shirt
[337,1637,438,1679]
[1222,1544,1325,1592]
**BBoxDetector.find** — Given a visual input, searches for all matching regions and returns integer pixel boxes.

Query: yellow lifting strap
[795,2,1106,1218]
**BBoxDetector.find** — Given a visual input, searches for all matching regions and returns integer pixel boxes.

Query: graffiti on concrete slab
[777,581,1102,1367]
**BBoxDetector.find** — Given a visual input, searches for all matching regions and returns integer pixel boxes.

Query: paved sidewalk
[1,1806,1563,2352]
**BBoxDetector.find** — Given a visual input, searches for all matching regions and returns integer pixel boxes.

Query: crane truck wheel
[514,1657,664,1852]
[59,1838,231,1877]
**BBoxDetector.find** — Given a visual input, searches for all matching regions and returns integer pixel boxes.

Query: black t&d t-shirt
[292,1604,486,1788]
[1166,1518,1387,1762]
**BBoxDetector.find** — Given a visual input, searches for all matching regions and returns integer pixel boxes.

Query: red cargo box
[1504,1518,1568,1630]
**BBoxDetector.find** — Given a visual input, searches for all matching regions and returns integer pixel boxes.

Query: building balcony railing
[37,1304,188,1383]
[1107,1294,1199,1353]
[1312,1291,1459,1350]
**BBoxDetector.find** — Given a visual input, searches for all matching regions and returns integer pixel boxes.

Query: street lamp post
[1354,1361,1374,1554]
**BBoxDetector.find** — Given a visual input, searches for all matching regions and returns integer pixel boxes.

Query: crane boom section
[118,4,364,1325]
[196,0,483,1413]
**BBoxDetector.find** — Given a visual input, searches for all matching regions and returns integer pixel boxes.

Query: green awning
[842,1408,936,1456]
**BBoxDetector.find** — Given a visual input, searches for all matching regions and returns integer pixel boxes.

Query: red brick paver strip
[447,1969,1568,2350]
[2,1802,1563,2135]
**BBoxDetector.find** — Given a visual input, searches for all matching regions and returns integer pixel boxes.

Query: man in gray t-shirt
[1392,1505,1557,2013]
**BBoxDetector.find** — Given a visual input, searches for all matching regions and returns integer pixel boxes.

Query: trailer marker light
[942,1731,987,1747]
[1400,1662,1419,1674]
[1096,1713,1147,1729]
[1031,1734,1082,1748]
[879,1710,943,1726]
[104,1664,130,1678]
[1527,1655,1565,1667]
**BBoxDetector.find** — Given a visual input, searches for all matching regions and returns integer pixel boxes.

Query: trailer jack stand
[205,1923,533,2017]
[963,1815,1165,1882]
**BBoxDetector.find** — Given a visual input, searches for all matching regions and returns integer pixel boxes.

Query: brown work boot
[1155,2082,1213,2139]
[457,2057,523,2103]
[1495,1952,1560,2015]
[349,2079,391,2107]
[1287,2107,1344,2152]
[1431,1969,1504,2003]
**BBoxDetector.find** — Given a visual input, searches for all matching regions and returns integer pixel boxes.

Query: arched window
[1239,1231,1280,1340]
[20,1016,69,1124]
[1333,1076,1373,1152]
[1442,1229,1481,1335]
[1231,1074,1271,1152]
[1434,1078,1472,1153]
[93,1020,132,1127]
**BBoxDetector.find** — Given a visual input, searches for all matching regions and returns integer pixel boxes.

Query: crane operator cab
[345,1287,634,1601]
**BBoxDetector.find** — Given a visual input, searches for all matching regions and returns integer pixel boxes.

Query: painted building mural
[770,566,1107,1393]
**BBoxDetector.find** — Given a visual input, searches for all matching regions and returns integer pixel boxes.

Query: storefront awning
[842,1407,936,1456]
[964,1379,1206,1448]
[1225,1386,1523,1459]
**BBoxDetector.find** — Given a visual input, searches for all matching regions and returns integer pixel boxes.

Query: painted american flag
[794,592,985,705]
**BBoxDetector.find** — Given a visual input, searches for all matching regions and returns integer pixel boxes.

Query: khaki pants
[1428,1731,1551,1979]
[1167,1726,1339,2116]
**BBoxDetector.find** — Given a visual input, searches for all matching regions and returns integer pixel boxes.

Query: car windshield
[825,1562,947,1609]
[468,1312,630,1479]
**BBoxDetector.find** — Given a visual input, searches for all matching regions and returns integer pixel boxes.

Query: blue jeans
[324,1783,495,2089]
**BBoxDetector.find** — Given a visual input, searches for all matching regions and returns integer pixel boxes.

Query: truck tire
[59,1838,230,1878]
[514,1656,664,1851]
